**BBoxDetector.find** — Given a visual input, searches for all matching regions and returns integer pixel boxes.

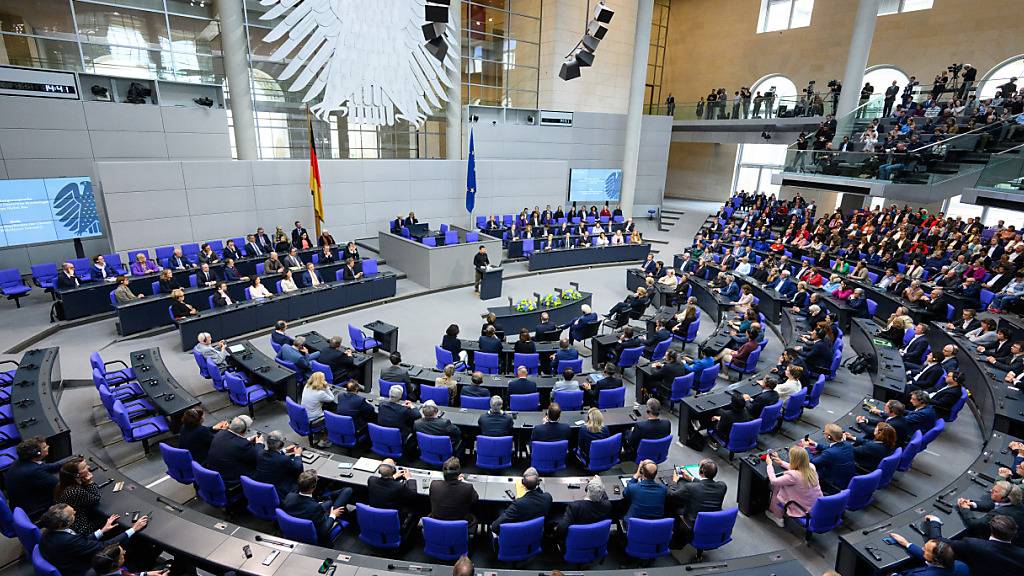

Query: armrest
[129,421,162,438]
[105,359,131,371]
[782,499,810,516]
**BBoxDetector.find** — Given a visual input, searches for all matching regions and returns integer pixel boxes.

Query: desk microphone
[684,563,729,572]
[254,535,294,549]
[386,565,431,573]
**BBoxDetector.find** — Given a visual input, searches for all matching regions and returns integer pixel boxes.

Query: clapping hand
[101,514,120,533]
[888,533,909,548]
[957,498,973,509]
[131,515,149,532]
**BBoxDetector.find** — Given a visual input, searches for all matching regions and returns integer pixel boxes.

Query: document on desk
[352,457,382,473]
[228,345,246,354]
[514,478,526,498]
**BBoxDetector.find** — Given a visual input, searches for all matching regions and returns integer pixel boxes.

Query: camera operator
[765,87,776,118]
[959,64,977,99]
[827,80,842,115]
[857,82,874,118]
[932,69,950,101]
[741,86,752,118]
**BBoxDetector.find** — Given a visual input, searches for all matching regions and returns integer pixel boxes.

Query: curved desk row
[10,348,71,461]
[527,243,651,272]
[836,431,1014,576]
[457,338,563,375]
[177,273,398,351]
[849,318,907,403]
[780,309,810,348]
[89,456,810,576]
[688,277,733,325]
[486,292,592,334]
[129,348,201,431]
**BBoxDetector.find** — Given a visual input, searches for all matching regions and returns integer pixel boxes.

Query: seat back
[807,490,850,534]
[465,232,479,242]
[348,325,366,348]
[597,386,626,409]
[416,432,453,466]
[624,517,674,560]
[920,418,945,449]
[552,389,583,411]
[804,375,826,408]
[240,476,280,520]
[496,516,544,562]
[617,346,644,369]
[285,397,313,437]
[474,352,499,374]
[513,353,540,375]
[356,504,403,549]
[564,520,612,564]
[509,392,539,411]
[845,469,882,511]
[681,320,701,343]
[434,346,454,370]
[876,447,902,488]
[310,360,332,384]
[727,419,761,453]
[324,412,361,448]
[444,231,458,245]
[0,492,14,538]
[670,373,694,402]
[225,372,255,406]
[12,507,40,552]
[420,385,449,406]
[422,518,469,561]
[475,435,513,470]
[109,400,136,441]
[758,400,784,434]
[586,433,622,471]
[865,299,877,318]
[31,263,58,287]
[557,358,583,373]
[530,440,568,473]
[459,395,490,410]
[697,364,719,393]
[368,424,404,459]
[422,237,436,247]
[636,435,672,464]
[378,379,406,400]
[782,389,807,422]
[32,544,60,576]
[979,288,995,310]
[946,388,968,422]
[191,462,228,508]
[362,259,378,276]
[897,430,924,472]
[275,508,320,545]
[650,339,672,362]
[206,358,226,391]
[159,442,195,485]
[691,508,739,551]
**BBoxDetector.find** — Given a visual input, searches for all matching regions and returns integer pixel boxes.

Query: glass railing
[647,95,817,121]
[779,146,988,186]
[973,143,1024,192]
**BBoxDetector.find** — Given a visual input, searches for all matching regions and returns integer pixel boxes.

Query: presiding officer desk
[88,454,811,576]
[527,243,651,272]
[486,290,592,334]
[9,347,71,461]
[129,348,200,431]
[177,272,397,351]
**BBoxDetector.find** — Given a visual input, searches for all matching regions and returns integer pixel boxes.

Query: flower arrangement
[561,288,583,301]
[515,298,537,312]
[541,293,562,308]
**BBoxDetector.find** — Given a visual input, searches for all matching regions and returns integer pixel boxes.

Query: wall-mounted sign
[540,110,574,127]
[0,66,79,100]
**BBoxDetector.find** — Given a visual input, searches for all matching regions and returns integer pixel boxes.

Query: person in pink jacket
[765,445,823,527]
[831,280,854,301]
[963,259,987,282]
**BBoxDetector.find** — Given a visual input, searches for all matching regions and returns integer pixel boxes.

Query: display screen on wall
[568,169,622,202]
[0,177,102,247]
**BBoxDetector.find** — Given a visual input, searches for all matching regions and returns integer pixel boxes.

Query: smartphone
[882,536,898,546]
[318,559,334,574]
[803,434,811,442]
[112,481,124,492]
[242,545,253,559]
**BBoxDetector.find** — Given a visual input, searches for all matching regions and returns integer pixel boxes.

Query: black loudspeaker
[575,50,595,68]
[425,36,448,61]
[422,22,445,41]
[587,21,608,40]
[593,2,614,23]
[581,34,600,52]
[559,59,581,81]
[425,4,449,23]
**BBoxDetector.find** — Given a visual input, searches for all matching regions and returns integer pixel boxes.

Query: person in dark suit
[244,234,264,258]
[335,380,375,434]
[367,459,419,523]
[642,319,672,359]
[927,371,965,420]
[555,478,612,540]
[623,460,667,521]
[271,320,293,348]
[508,366,537,395]
[611,326,644,363]
[222,240,243,261]
[280,470,353,546]
[204,415,263,489]
[804,423,856,494]
[222,259,245,282]
[565,304,599,344]
[550,338,580,372]
[254,431,304,499]
[582,363,624,406]
[922,514,1024,576]
[957,481,1024,546]
[742,377,780,419]
[5,437,64,521]
[905,390,939,435]
[490,468,553,534]
[429,457,479,532]
[667,459,728,547]
[530,403,571,443]
[708,394,752,443]
[646,349,687,401]
[625,398,672,456]
[342,257,363,281]
[441,324,466,364]
[166,248,191,270]
[177,407,227,466]
[859,399,913,446]
[302,262,323,287]
[947,308,981,335]
[38,504,149,576]
[57,262,81,290]
[514,328,537,354]
[605,287,649,325]
[534,312,558,339]
[212,282,233,307]
[317,336,356,383]
[254,227,273,253]
[901,324,930,368]
[884,531,968,576]
[380,352,415,400]
[845,421,898,471]
[478,325,504,354]
[460,371,491,399]
[906,352,945,396]
[378,385,419,447]
[414,401,463,454]
[194,263,217,287]
[798,329,833,375]
[478,396,513,437]
[291,221,309,248]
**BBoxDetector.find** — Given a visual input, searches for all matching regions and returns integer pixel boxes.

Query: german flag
[307,107,324,227]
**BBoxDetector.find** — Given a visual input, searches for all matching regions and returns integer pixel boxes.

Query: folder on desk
[353,457,382,473]
[513,478,527,498]
[227,345,246,354]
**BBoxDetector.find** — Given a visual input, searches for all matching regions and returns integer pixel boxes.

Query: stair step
[661,209,686,216]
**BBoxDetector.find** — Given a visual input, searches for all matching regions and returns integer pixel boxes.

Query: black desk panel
[59,268,196,320]
[10,348,71,461]
[527,244,651,271]
[676,377,762,450]
[734,273,786,325]
[129,347,201,429]
[227,341,298,401]
[850,319,907,402]
[689,276,732,325]
[487,293,592,334]
[300,332,373,387]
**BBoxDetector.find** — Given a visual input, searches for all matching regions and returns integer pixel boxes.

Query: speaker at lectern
[480,266,503,300]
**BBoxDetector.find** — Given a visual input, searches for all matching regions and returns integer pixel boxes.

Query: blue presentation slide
[568,168,622,203]
[0,177,102,248]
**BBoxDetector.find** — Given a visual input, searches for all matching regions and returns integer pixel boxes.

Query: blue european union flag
[466,129,476,213]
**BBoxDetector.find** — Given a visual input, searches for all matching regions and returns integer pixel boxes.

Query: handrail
[995,141,1024,155]
[908,117,1010,155]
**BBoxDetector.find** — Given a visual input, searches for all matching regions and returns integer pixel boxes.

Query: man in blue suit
[38,503,149,576]
[271,320,293,348]
[718,274,740,301]
[565,304,599,344]
[885,531,969,576]
[205,415,263,489]
[798,329,833,375]
[478,325,503,353]
[490,468,553,534]
[254,430,304,498]
[625,398,672,457]
[530,403,571,443]
[302,262,323,287]
[847,287,869,318]
[623,460,667,521]
[5,437,64,521]
[805,423,856,494]
[508,366,538,395]
[906,390,938,435]
[770,270,797,298]
[901,323,930,370]
[478,396,514,437]
[335,380,376,434]
[550,338,580,372]
[277,336,320,376]
[281,470,353,546]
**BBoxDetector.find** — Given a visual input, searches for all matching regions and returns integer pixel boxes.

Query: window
[462,1,541,110]
[977,55,1024,100]
[863,66,910,94]
[750,74,798,116]
[757,0,813,33]
[878,0,933,15]
[644,0,670,113]
[733,143,788,195]
[942,195,984,220]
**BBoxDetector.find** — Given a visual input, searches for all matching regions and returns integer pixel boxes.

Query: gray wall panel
[84,102,164,132]
[160,107,229,134]
[109,217,195,251]
[0,129,93,159]
[185,186,256,214]
[0,98,87,130]
[254,182,310,210]
[90,131,169,159]
[105,189,189,222]
[165,133,232,159]
[182,160,252,189]
[252,160,307,185]
[94,161,184,193]
[189,211,261,242]
[3,159,96,179]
